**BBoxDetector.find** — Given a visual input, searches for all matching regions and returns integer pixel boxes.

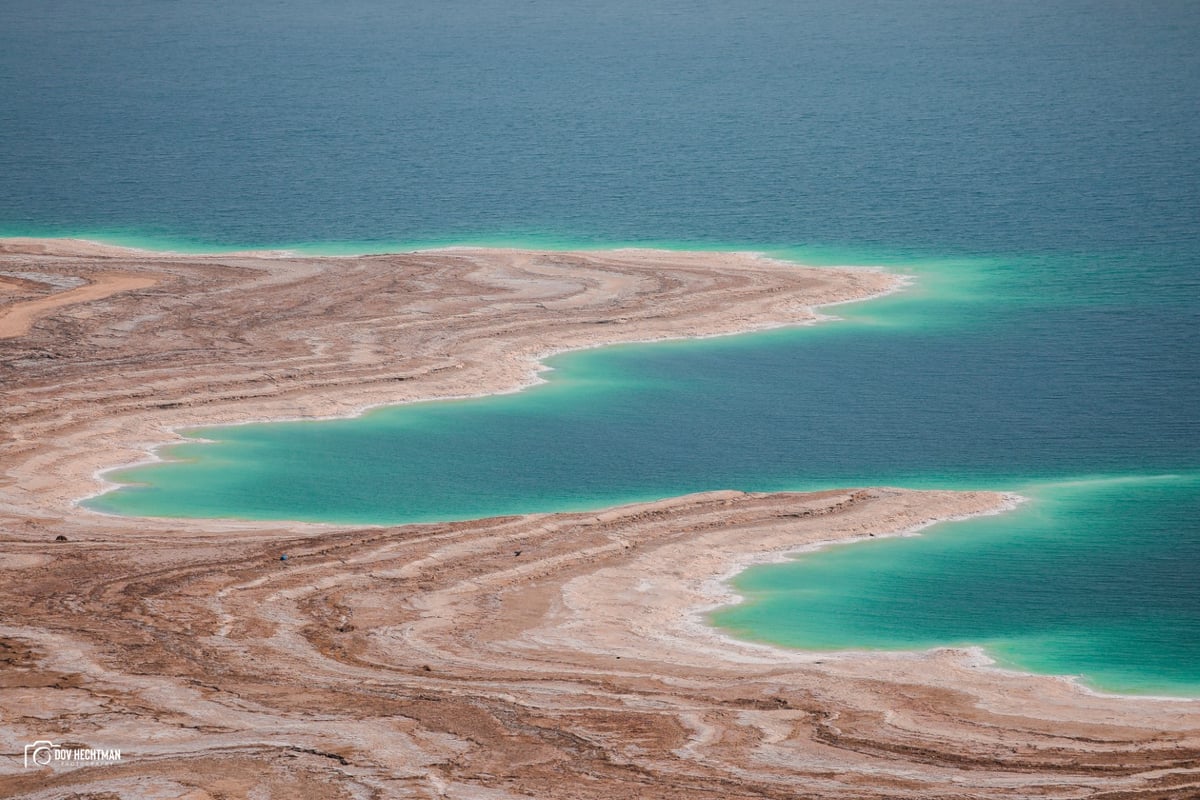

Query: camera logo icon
[24,740,55,768]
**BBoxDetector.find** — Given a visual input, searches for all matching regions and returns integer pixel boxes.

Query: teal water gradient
[6,0,1198,694]
[714,474,1200,696]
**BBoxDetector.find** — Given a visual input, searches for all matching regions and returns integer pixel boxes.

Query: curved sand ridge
[0,239,1196,798]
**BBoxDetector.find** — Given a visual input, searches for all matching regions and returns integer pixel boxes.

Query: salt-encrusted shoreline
[75,246,908,518]
[1,239,1196,798]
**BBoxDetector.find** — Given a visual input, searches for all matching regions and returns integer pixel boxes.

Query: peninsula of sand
[1,238,1196,799]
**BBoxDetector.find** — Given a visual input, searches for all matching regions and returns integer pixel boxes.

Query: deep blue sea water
[4,1,1198,694]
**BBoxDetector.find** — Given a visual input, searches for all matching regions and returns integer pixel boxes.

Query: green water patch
[88,362,681,524]
[711,473,1200,696]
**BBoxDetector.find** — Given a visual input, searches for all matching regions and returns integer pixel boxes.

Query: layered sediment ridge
[1,240,1196,798]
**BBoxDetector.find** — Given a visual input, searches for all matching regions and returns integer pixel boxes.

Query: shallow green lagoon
[713,474,1200,696]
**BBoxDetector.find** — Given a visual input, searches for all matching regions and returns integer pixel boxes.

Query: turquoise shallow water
[713,474,1200,696]
[5,1,1198,693]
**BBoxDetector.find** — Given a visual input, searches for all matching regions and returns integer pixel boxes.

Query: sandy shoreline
[2,238,1198,798]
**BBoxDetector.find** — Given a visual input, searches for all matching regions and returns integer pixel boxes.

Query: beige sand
[0,273,158,339]
[0,239,1195,799]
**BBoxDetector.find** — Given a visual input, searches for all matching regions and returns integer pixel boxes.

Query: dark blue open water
[4,1,1198,693]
